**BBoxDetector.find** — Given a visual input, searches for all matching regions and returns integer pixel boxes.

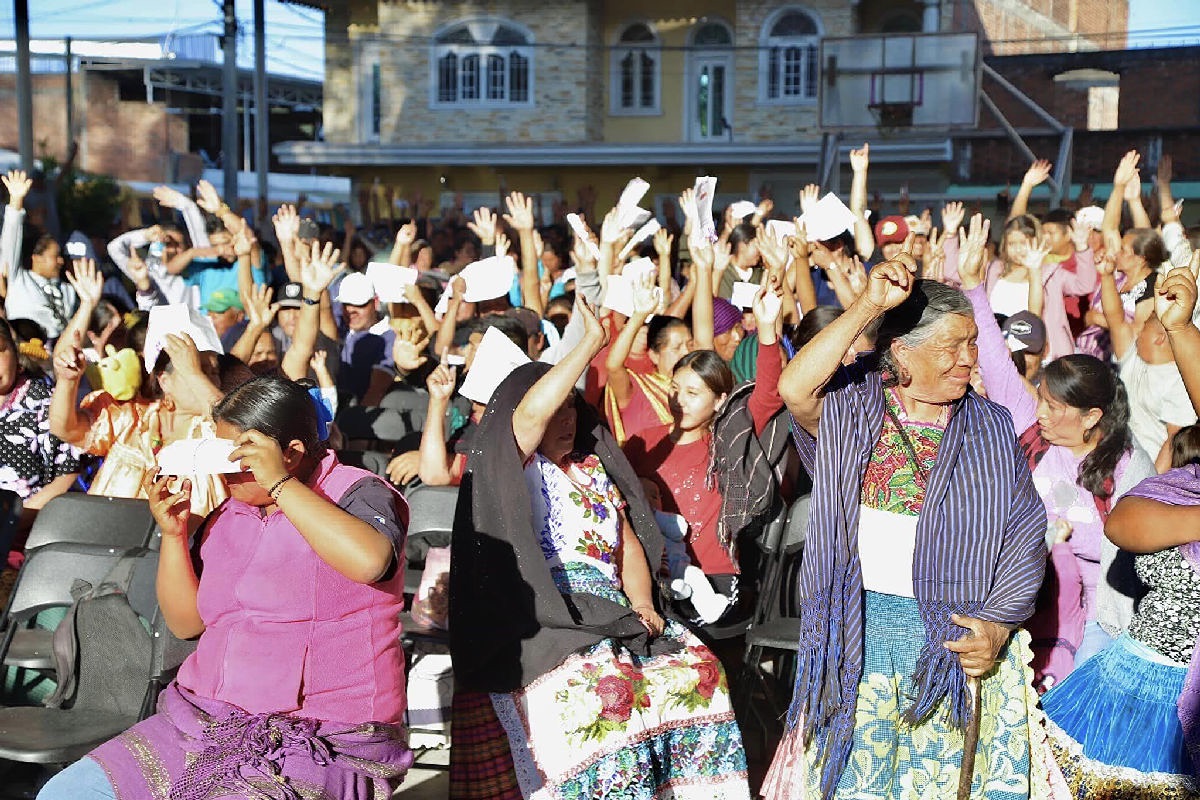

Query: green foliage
[39,148,121,238]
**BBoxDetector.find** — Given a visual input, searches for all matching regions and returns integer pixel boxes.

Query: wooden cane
[957,675,983,800]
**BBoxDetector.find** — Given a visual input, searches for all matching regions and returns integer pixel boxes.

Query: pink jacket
[177,453,409,724]
[944,238,1097,361]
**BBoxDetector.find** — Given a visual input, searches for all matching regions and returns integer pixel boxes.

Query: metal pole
[981,92,1060,196]
[221,0,239,203]
[254,0,269,210]
[64,37,74,141]
[981,63,1065,133]
[14,0,34,172]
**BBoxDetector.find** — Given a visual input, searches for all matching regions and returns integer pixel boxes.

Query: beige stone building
[277,0,1128,217]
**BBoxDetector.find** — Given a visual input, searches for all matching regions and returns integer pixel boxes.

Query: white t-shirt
[1119,347,1197,459]
[989,277,1030,318]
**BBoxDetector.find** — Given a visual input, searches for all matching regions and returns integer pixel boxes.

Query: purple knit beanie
[712,297,742,337]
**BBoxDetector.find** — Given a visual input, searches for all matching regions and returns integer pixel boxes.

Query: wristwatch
[302,296,320,306]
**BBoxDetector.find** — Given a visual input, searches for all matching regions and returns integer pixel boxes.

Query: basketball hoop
[868,101,916,138]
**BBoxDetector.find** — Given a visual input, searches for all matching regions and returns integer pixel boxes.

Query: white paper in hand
[765,219,796,245]
[728,200,757,220]
[601,273,636,318]
[617,177,651,215]
[693,176,719,243]
[156,437,242,476]
[143,304,224,373]
[459,256,518,303]
[459,326,532,406]
[566,214,602,260]
[730,281,760,310]
[799,193,857,243]
[618,219,662,261]
[366,261,418,303]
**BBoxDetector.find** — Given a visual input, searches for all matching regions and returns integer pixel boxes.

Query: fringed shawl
[784,359,1047,794]
[449,362,675,694]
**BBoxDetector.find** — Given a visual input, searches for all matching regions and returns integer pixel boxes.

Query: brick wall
[953,0,1128,56]
[0,72,187,183]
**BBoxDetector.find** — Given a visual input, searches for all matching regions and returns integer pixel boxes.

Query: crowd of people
[0,141,1197,800]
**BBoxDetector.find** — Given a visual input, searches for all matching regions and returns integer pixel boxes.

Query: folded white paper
[156,437,242,476]
[143,304,224,372]
[617,177,650,216]
[693,176,719,243]
[729,200,757,220]
[444,353,466,366]
[765,219,796,244]
[601,273,637,318]
[566,213,602,260]
[459,256,518,303]
[623,256,658,283]
[366,261,418,303]
[730,281,760,309]
[459,326,532,406]
[799,193,857,242]
[618,219,661,261]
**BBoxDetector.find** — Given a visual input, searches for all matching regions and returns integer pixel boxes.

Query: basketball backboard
[819,33,980,133]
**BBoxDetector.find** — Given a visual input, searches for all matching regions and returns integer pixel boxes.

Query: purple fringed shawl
[1120,463,1200,779]
[88,683,414,800]
[785,362,1047,794]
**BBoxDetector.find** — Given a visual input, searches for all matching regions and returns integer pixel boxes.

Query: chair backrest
[24,494,156,553]
[4,544,134,621]
[782,494,810,555]
[404,485,458,561]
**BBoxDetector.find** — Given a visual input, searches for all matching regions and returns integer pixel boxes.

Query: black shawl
[449,362,676,693]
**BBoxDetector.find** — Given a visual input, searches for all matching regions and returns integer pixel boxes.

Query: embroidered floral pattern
[860,394,945,517]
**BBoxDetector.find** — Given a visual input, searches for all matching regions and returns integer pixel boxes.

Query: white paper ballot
[765,219,796,244]
[143,304,224,372]
[444,353,466,366]
[618,219,662,261]
[693,176,718,243]
[459,327,532,406]
[728,200,757,220]
[459,255,518,303]
[366,261,418,303]
[799,193,858,242]
[601,273,636,318]
[617,177,650,215]
[624,256,658,283]
[567,214,602,260]
[730,281,760,310]
[156,437,242,476]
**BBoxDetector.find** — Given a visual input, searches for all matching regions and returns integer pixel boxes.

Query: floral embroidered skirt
[765,591,1057,799]
[485,616,750,800]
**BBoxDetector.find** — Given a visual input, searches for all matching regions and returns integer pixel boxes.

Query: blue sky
[1,0,1197,81]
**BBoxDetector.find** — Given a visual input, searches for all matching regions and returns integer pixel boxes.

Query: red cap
[874,215,909,246]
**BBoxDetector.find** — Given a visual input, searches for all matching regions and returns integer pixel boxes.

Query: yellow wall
[602,0,736,143]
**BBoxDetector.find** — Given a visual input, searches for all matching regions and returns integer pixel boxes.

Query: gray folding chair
[402,484,459,595]
[22,494,156,553]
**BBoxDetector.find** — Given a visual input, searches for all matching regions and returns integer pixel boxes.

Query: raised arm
[390,220,417,267]
[1157,266,1200,416]
[1097,246,1134,359]
[49,338,93,445]
[153,185,209,249]
[849,143,875,260]
[1103,151,1139,246]
[272,204,303,282]
[513,296,607,462]
[53,258,104,365]
[417,364,457,486]
[748,273,786,433]
[433,276,467,357]
[779,253,918,437]
[504,193,542,315]
[788,222,818,313]
[147,473,205,639]
[1124,175,1152,230]
[604,272,659,410]
[1,171,30,284]
[1009,160,1052,221]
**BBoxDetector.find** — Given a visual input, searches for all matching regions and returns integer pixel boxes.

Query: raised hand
[2,170,31,210]
[956,213,991,290]
[862,252,918,313]
[630,269,661,319]
[162,333,204,378]
[756,226,788,273]
[845,255,869,298]
[941,201,965,236]
[143,472,192,540]
[1023,235,1052,271]
[273,204,300,243]
[244,283,279,329]
[753,198,774,224]
[600,207,624,244]
[392,325,431,372]
[677,188,697,225]
[232,221,257,258]
[1155,267,1197,333]
[1113,150,1141,187]
[394,220,417,248]
[532,229,545,260]
[712,239,732,274]
[53,332,87,382]
[787,220,809,262]
[1022,159,1053,187]
[65,257,104,308]
[449,275,467,301]
[301,240,343,294]
[195,179,224,215]
[653,227,674,258]
[152,185,189,210]
[1070,218,1091,252]
[126,251,151,291]
[495,231,511,260]
[799,184,821,215]
[922,228,947,281]
[1158,154,1174,187]
[849,142,870,173]
[426,363,457,403]
[502,191,535,232]
[1123,172,1143,203]
[1095,251,1117,278]
[468,207,497,246]
[752,271,784,330]
[576,294,609,351]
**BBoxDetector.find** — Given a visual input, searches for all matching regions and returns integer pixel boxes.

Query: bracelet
[267,474,294,500]
[302,295,320,306]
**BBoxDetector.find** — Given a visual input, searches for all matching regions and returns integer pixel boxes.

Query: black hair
[1041,354,1131,499]
[89,299,122,336]
[0,319,44,379]
[21,231,58,268]
[1171,425,1200,469]
[673,349,733,399]
[8,317,47,344]
[1126,228,1167,268]
[1042,208,1074,228]
[647,315,689,353]
[789,306,843,350]
[728,223,758,257]
[213,374,326,459]
[479,315,529,353]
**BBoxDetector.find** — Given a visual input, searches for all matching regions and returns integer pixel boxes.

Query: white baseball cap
[336,272,376,306]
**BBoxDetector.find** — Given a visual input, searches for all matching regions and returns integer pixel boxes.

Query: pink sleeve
[965,284,1037,433]
[941,235,961,288]
[1049,542,1086,641]
[749,338,786,435]
[1060,249,1099,296]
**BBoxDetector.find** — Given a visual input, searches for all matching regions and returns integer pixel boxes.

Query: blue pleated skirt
[1041,632,1191,776]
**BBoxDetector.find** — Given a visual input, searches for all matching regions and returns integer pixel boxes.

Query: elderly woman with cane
[762,232,1053,799]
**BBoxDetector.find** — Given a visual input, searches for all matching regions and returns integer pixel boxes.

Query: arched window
[759,7,822,104]
[611,22,661,115]
[433,20,533,107]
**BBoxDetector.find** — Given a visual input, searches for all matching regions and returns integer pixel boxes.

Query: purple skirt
[88,683,414,800]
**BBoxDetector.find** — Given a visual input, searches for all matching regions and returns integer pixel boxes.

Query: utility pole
[14,0,34,171]
[64,37,74,140]
[221,0,239,203]
[254,0,269,210]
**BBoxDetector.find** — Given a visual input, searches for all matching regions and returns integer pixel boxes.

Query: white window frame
[357,39,383,143]
[757,6,823,106]
[609,21,662,116]
[684,18,735,143]
[429,18,535,110]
